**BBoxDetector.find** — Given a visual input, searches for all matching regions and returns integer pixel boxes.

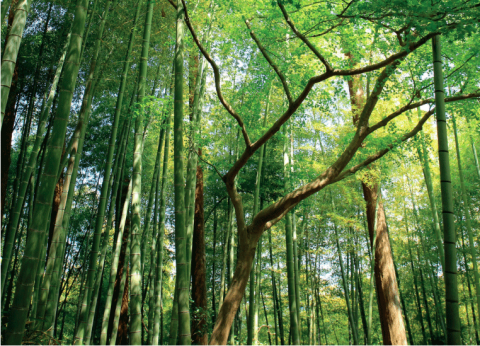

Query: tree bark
[191,164,208,345]
[363,182,407,345]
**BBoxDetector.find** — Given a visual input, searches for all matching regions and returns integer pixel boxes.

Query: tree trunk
[209,231,260,345]
[416,118,445,271]
[333,219,359,345]
[283,121,300,345]
[172,0,191,343]
[109,212,131,345]
[432,35,461,344]
[153,107,171,345]
[191,164,208,345]
[406,224,428,344]
[116,265,130,345]
[0,0,31,130]
[362,182,407,345]
[1,60,18,222]
[452,113,480,337]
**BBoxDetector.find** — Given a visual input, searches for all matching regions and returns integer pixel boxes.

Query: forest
[1,0,480,344]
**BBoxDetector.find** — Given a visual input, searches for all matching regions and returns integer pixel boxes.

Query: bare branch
[277,1,333,72]
[181,0,252,149]
[245,19,293,104]
[194,149,223,179]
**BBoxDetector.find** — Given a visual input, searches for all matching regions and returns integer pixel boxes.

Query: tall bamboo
[0,0,31,129]
[1,25,72,293]
[152,113,171,344]
[146,124,166,344]
[96,4,142,342]
[284,121,300,345]
[69,3,115,342]
[334,220,359,345]
[432,35,460,344]
[99,121,131,344]
[4,0,89,341]
[172,0,191,343]
[452,113,480,336]
[404,201,428,345]
[129,0,154,342]
[0,0,12,22]
[416,108,445,271]
[366,193,379,345]
[110,208,131,345]
[184,10,212,284]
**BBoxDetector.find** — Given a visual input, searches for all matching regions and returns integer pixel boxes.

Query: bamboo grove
[1,0,480,345]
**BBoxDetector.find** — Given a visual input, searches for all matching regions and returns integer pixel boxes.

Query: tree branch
[368,91,480,134]
[333,109,435,183]
[332,32,436,76]
[277,0,333,72]
[181,0,252,149]
[245,19,293,104]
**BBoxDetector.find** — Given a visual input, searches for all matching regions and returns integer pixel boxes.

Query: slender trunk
[406,219,428,344]
[147,123,166,344]
[261,290,272,345]
[140,63,166,283]
[172,0,191,342]
[191,164,208,345]
[452,113,480,337]
[71,0,116,342]
[130,0,154,327]
[269,229,279,346]
[36,150,73,331]
[416,112,445,270]
[229,206,237,345]
[283,121,300,345]
[110,212,131,345]
[211,198,218,324]
[432,35,461,344]
[0,0,12,22]
[387,217,414,346]
[4,0,89,340]
[333,220,359,345]
[99,139,132,344]
[116,250,130,345]
[1,59,18,222]
[220,201,232,312]
[3,209,25,312]
[153,108,171,345]
[461,224,480,344]
[1,26,72,291]
[0,60,19,284]
[0,0,31,130]
[73,233,90,341]
[185,10,213,285]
